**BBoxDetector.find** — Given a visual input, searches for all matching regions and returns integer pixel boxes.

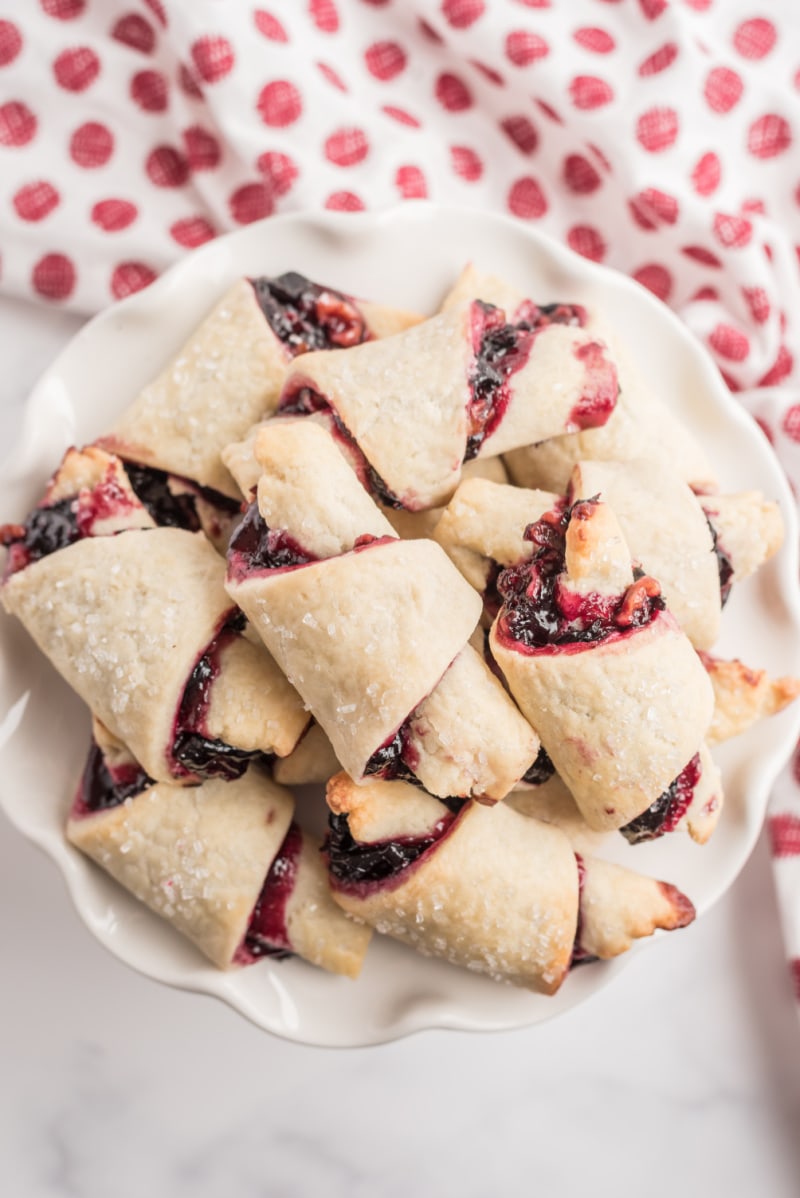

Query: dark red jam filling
[171,611,268,781]
[567,341,619,431]
[72,740,153,819]
[241,821,303,961]
[570,853,599,969]
[522,745,556,786]
[226,501,318,583]
[620,753,702,845]
[704,515,734,607]
[515,300,587,329]
[465,301,535,461]
[124,463,241,532]
[251,272,371,356]
[495,500,665,650]
[325,807,458,893]
[278,382,404,509]
[363,722,420,784]
[1,497,80,576]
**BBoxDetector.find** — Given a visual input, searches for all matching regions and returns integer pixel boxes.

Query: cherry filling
[240,821,304,961]
[279,383,404,509]
[251,272,371,356]
[620,753,702,844]
[570,853,599,969]
[515,300,587,329]
[363,722,421,784]
[1,498,81,576]
[495,500,665,651]
[226,501,318,583]
[171,611,266,781]
[466,301,535,460]
[325,806,459,895]
[124,463,241,532]
[522,745,556,786]
[71,740,153,819]
[567,341,619,431]
[704,516,734,608]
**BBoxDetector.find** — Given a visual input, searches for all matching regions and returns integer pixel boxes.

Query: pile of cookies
[2,264,795,996]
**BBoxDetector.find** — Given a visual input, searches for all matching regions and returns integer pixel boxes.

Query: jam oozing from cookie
[1,498,81,576]
[567,341,619,431]
[71,740,153,819]
[251,272,371,356]
[704,515,734,608]
[124,463,241,533]
[240,821,304,961]
[171,612,265,781]
[495,500,665,651]
[570,853,599,968]
[465,302,535,460]
[515,300,587,329]
[620,753,702,844]
[325,808,458,895]
[363,723,420,784]
[226,501,318,582]
[522,745,556,786]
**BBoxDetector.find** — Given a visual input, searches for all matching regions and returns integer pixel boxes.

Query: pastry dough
[698,491,783,585]
[326,773,695,991]
[278,299,618,509]
[701,652,800,745]
[2,527,308,782]
[489,497,716,832]
[273,722,342,786]
[68,748,370,976]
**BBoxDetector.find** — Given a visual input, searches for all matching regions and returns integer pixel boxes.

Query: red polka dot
[587,142,612,172]
[142,0,167,25]
[691,286,719,302]
[435,73,472,111]
[382,105,421,128]
[638,41,678,76]
[636,106,678,152]
[535,98,562,124]
[567,225,606,262]
[791,959,800,1003]
[569,75,613,110]
[32,253,75,301]
[229,182,273,224]
[395,165,427,199]
[754,415,774,444]
[70,121,113,166]
[91,199,138,232]
[704,67,743,114]
[760,346,794,387]
[442,0,485,28]
[170,217,216,248]
[469,59,505,87]
[145,145,189,188]
[325,127,369,167]
[310,0,339,32]
[0,20,23,67]
[512,0,550,5]
[508,177,547,219]
[682,244,722,267]
[131,70,168,112]
[505,31,549,66]
[638,0,667,17]
[630,188,679,229]
[742,197,766,215]
[709,323,749,362]
[257,150,299,195]
[733,18,776,60]
[178,63,202,98]
[0,101,37,147]
[112,14,156,55]
[451,145,483,181]
[13,181,60,222]
[183,125,221,171]
[254,10,288,42]
[39,0,85,18]
[191,35,234,83]
[53,46,100,92]
[500,115,539,154]
[683,0,711,8]
[712,212,752,249]
[257,80,302,127]
[782,405,800,441]
[317,62,347,92]
[325,190,365,211]
[365,41,406,81]
[573,27,615,54]
[748,114,792,159]
[111,262,156,300]
[563,154,601,194]
[742,286,770,325]
[632,263,673,302]
[691,151,721,196]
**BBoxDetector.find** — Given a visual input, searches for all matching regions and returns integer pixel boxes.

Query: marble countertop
[1,294,799,1198]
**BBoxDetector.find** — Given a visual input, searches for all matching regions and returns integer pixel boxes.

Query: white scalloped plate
[2,205,799,1047]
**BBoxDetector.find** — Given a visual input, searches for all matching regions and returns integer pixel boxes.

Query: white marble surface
[1,294,799,1197]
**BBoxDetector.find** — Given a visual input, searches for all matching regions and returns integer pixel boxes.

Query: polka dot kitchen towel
[2,0,800,1005]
